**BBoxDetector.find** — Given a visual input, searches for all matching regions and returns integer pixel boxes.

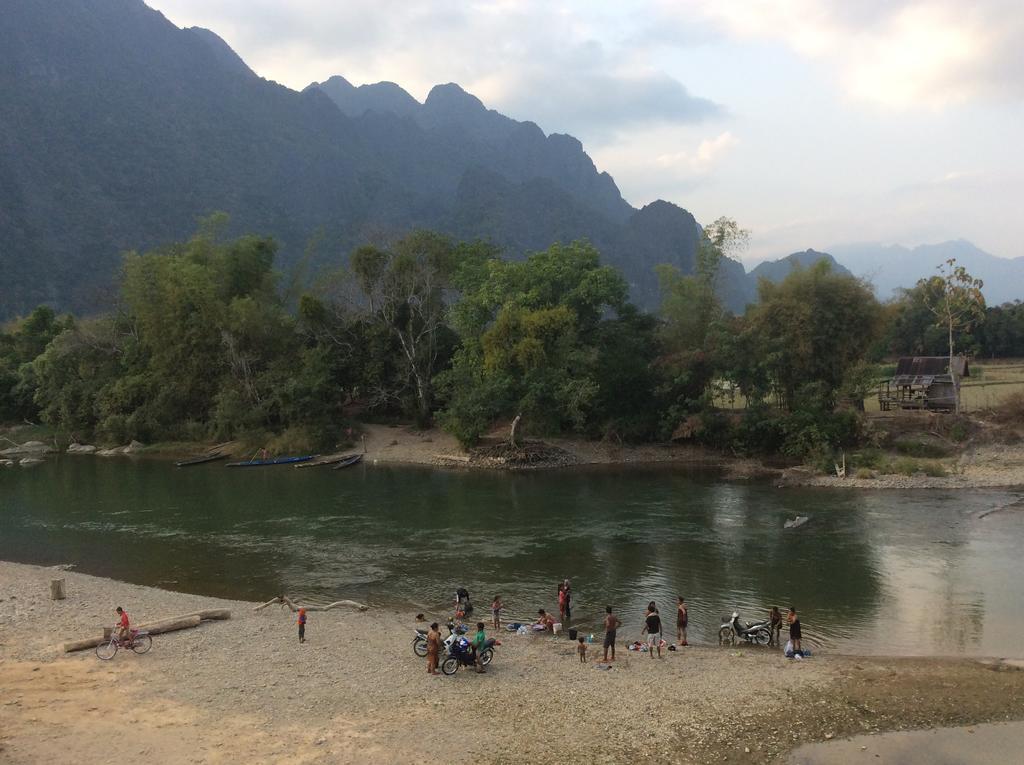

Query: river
[3,458,1023,657]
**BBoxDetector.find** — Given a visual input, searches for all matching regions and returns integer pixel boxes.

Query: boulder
[19,457,44,468]
[123,440,146,454]
[0,459,14,467]
[96,446,127,456]
[0,440,55,456]
[67,443,98,454]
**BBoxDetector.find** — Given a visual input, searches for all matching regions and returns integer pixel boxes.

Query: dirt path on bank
[3,562,1024,764]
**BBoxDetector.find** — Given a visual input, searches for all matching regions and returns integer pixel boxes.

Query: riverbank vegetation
[3,216,1023,465]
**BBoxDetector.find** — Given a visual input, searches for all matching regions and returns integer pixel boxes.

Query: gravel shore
[3,561,1024,764]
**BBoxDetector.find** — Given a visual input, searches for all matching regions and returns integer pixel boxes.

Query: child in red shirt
[297,608,307,643]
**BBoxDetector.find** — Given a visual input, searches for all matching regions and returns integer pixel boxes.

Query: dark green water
[3,458,1023,657]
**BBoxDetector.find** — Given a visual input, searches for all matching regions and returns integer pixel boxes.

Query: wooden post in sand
[49,578,66,600]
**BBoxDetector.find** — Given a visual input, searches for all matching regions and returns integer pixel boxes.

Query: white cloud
[667,0,1024,108]
[655,131,738,174]
[148,0,719,137]
[589,128,739,204]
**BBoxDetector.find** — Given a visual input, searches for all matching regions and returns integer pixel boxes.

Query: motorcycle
[718,612,772,646]
[441,634,496,675]
[412,621,466,657]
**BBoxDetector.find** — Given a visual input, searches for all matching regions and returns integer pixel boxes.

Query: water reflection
[1,459,1022,657]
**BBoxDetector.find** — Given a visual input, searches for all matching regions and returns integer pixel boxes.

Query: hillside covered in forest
[0,0,755,318]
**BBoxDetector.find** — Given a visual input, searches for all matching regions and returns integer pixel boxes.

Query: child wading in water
[491,595,503,630]
[297,608,307,643]
[676,596,688,646]
[577,636,588,663]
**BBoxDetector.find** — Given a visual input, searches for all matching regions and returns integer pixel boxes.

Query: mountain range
[1,1,1018,321]
[826,240,1024,306]
[0,0,751,319]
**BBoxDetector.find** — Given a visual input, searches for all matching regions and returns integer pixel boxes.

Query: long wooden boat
[175,451,226,467]
[226,455,315,467]
[294,454,354,469]
[332,454,363,470]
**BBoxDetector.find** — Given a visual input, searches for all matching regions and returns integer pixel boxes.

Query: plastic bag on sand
[784,640,794,657]
[517,626,529,635]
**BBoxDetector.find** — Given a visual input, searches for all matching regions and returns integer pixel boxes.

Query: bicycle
[95,627,152,660]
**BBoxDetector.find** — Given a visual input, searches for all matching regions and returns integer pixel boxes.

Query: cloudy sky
[147,0,1022,262]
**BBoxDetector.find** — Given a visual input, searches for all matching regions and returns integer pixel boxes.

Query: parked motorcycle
[441,634,496,675]
[412,621,466,657]
[718,612,772,646]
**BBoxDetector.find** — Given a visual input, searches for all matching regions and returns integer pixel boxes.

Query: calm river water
[2,458,1023,657]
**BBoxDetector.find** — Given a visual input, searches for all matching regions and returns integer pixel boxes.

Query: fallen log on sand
[252,595,368,612]
[180,608,232,621]
[62,609,230,653]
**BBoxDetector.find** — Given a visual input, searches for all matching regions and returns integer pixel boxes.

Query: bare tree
[923,259,985,414]
[350,232,459,426]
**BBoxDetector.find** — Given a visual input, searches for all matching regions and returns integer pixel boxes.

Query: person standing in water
[557,583,568,624]
[603,605,621,662]
[769,606,782,647]
[490,595,503,630]
[676,597,688,646]
[788,606,802,655]
[562,579,572,622]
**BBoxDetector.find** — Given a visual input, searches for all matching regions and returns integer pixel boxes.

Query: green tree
[0,306,72,423]
[976,301,1024,358]
[654,217,749,425]
[350,231,469,426]
[439,240,645,445]
[750,260,882,410]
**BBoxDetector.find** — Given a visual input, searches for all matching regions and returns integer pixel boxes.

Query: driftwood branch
[62,609,231,653]
[509,413,522,448]
[253,597,282,612]
[253,595,368,612]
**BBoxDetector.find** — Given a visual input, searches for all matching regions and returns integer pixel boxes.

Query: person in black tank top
[642,602,663,659]
[788,606,802,654]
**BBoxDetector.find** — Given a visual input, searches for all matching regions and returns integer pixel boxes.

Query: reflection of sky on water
[3,459,1024,657]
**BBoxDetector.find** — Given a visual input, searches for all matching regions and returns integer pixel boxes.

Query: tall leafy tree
[0,306,73,423]
[439,240,643,445]
[750,260,882,410]
[655,217,748,420]
[349,231,471,426]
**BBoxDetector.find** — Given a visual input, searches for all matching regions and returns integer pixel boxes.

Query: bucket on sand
[568,628,578,641]
[553,622,562,635]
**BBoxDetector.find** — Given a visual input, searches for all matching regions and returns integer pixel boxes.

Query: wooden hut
[878,356,969,411]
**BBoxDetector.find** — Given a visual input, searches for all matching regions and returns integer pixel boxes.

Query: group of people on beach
[419,580,805,673]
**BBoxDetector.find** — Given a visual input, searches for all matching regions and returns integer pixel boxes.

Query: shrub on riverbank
[889,457,947,477]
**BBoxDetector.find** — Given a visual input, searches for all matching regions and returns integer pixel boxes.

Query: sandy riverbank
[788,443,1024,490]
[8,421,1024,488]
[336,423,736,471]
[3,562,1024,764]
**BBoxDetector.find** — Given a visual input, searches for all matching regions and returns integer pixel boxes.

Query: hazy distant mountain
[0,0,735,317]
[828,240,1024,305]
[748,249,852,284]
